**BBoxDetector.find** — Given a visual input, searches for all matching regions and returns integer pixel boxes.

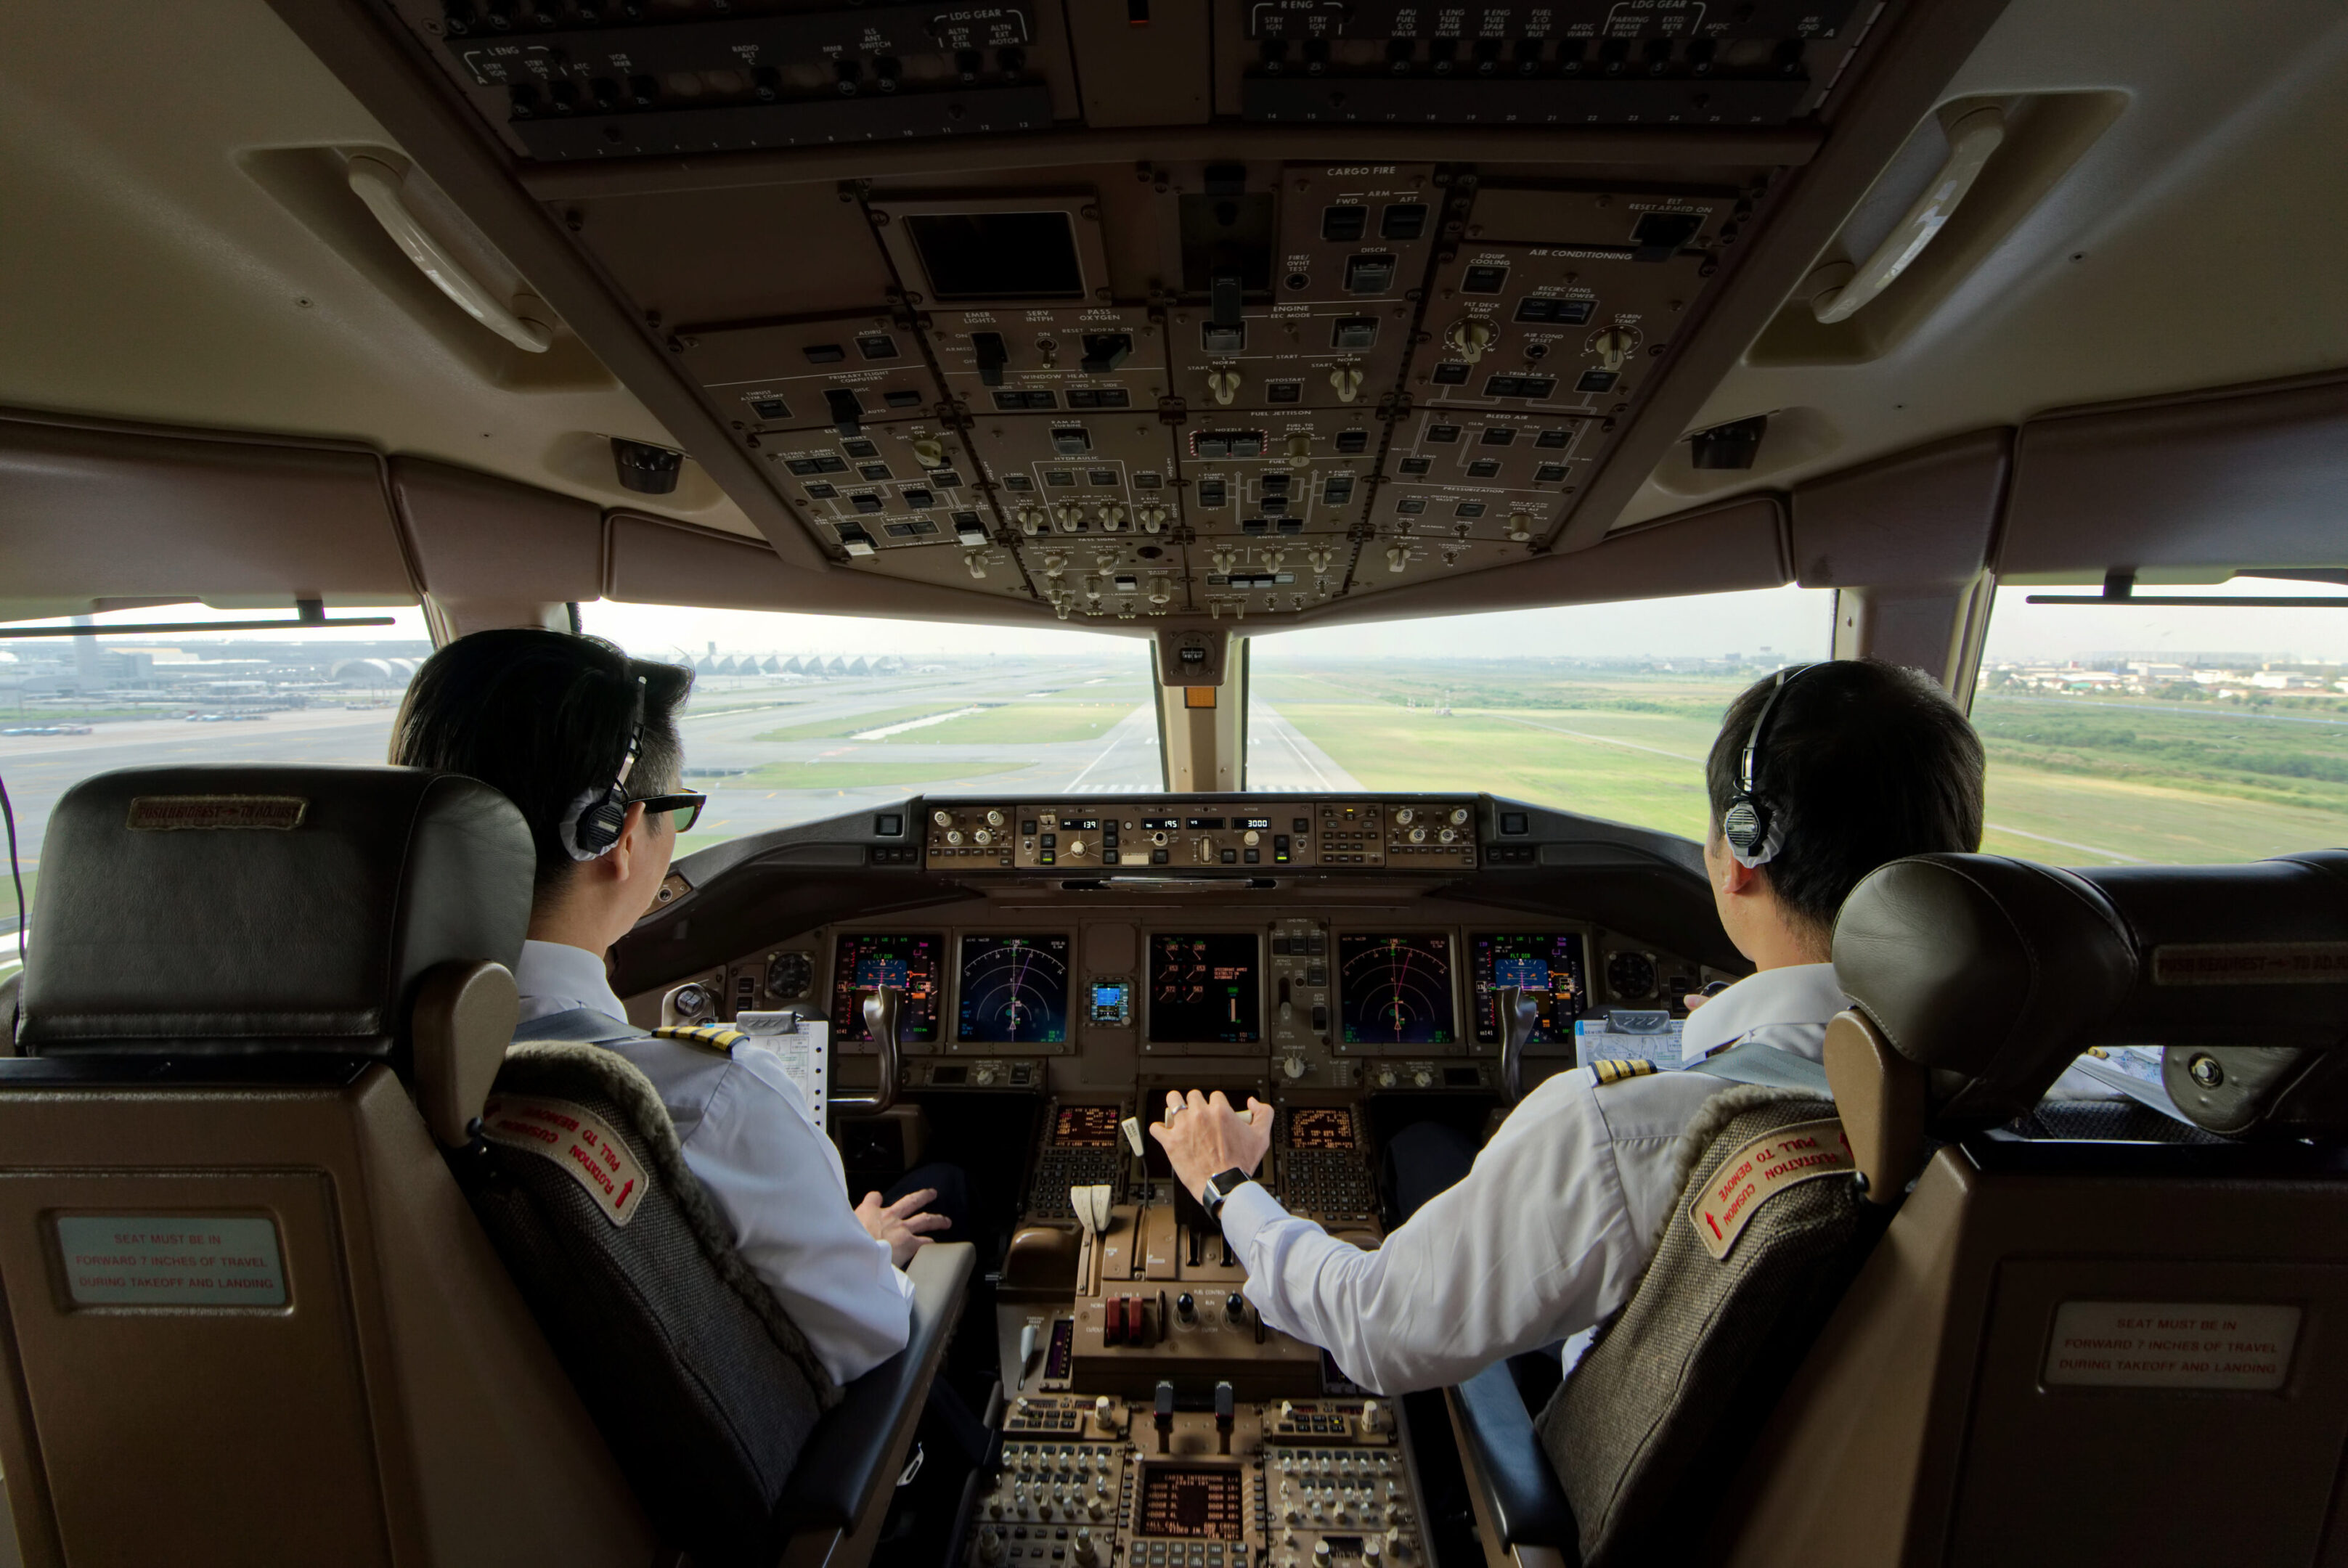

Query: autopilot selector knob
[1281,1053,1308,1080]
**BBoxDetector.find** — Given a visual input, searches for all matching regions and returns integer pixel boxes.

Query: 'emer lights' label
[57,1216,287,1307]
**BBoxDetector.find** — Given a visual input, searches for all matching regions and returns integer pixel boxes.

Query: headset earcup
[1722,797,1765,857]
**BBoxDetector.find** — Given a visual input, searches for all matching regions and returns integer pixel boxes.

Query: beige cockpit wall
[8,368,2348,791]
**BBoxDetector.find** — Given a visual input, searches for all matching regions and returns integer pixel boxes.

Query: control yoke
[1496,984,1538,1103]
[836,984,904,1114]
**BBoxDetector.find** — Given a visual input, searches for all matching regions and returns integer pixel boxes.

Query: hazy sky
[25,576,2348,669]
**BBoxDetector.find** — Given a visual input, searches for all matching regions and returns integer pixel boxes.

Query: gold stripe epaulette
[652,1024,746,1055]
[1589,1058,1658,1085]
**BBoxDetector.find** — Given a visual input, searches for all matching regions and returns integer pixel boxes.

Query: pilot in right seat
[1151,659,2076,1398]
[392,628,961,1386]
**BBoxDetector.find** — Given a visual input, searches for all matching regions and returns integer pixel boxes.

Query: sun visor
[0,411,414,605]
[2000,373,2348,580]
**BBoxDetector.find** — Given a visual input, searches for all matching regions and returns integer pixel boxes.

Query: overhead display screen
[1288,1106,1358,1151]
[956,934,1071,1044]
[1148,934,1261,1044]
[1470,932,1590,1045]
[829,933,942,1042]
[1137,1466,1244,1539]
[1053,1104,1125,1147]
[1337,934,1456,1048]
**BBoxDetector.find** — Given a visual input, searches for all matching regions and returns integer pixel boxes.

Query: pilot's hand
[1682,991,1712,1013]
[1149,1089,1273,1206]
[855,1187,950,1268]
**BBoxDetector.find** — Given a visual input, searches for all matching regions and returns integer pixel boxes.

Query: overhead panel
[384,0,1073,159]
[1224,0,1870,126]
[677,312,945,437]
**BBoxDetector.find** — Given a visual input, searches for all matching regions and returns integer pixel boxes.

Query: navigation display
[830,933,943,1042]
[1470,932,1589,1045]
[1053,1104,1125,1146]
[1337,934,1456,1048]
[1147,934,1261,1044]
[1288,1106,1357,1150]
[1137,1466,1244,1539]
[956,934,1071,1043]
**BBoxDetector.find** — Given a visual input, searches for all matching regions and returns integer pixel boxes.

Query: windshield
[1975,579,2348,865]
[579,604,1157,857]
[0,603,434,947]
[1244,586,1836,841]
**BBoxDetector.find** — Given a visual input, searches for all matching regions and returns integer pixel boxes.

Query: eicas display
[1148,933,1262,1044]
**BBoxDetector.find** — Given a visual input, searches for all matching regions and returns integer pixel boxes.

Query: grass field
[738,759,1029,790]
[908,701,1142,746]
[749,703,982,740]
[1257,664,2348,865]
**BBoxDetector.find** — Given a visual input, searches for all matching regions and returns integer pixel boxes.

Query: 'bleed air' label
[1687,1116,1854,1261]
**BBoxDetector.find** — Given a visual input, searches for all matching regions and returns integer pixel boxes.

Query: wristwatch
[1199,1167,1252,1220]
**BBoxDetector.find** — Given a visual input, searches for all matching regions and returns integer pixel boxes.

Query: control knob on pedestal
[1376,1067,1398,1089]
[1281,1053,1307,1080]
[1175,1292,1195,1324]
[1413,1069,1434,1089]
[1226,1291,1246,1323]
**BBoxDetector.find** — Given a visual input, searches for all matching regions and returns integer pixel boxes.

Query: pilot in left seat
[393,627,963,1385]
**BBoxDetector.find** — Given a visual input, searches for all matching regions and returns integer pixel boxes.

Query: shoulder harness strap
[651,1023,746,1056]
[1589,1058,1658,1085]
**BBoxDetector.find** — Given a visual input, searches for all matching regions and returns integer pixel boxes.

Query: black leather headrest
[20,766,532,1059]
[1834,852,2348,1127]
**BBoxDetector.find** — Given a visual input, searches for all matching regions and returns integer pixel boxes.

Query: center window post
[1154,628,1244,792]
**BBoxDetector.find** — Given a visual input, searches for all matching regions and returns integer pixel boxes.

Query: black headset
[1720,662,1821,867]
[560,674,648,862]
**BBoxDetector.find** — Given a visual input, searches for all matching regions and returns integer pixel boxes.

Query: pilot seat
[1449,850,2348,1568]
[0,764,972,1568]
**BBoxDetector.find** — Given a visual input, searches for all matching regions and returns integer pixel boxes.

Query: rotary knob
[974,828,993,846]
[946,829,964,845]
[1408,826,1427,844]
[932,809,953,827]
[1282,1053,1307,1080]
[1394,807,1415,825]
[986,809,1006,827]
[974,1065,998,1086]
[1066,837,1087,857]
[1376,1067,1398,1088]
[1438,827,1457,844]
[1412,1069,1434,1089]
[1149,830,1169,846]
[1244,829,1261,846]
[1448,807,1469,825]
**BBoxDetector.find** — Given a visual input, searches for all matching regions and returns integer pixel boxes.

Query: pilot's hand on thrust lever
[856,1187,950,1268]
[1149,1089,1273,1206]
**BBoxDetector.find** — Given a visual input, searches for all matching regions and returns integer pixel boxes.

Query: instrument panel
[925,798,1479,870]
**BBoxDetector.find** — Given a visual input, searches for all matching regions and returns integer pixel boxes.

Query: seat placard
[2151,941,2348,985]
[2043,1300,2301,1391]
[55,1215,287,1308]
[125,794,308,831]
[1687,1116,1853,1261]
[481,1093,647,1227]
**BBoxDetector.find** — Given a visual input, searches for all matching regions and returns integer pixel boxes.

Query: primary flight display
[829,931,943,1042]
[1470,931,1590,1045]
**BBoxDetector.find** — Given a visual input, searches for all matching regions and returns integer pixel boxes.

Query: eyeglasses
[629,791,706,833]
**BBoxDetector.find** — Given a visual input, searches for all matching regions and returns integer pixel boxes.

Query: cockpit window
[1242,586,1835,841]
[1976,579,2348,865]
[0,603,433,952]
[581,603,1158,857]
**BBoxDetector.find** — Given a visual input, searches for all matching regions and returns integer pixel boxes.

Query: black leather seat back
[19,764,531,1060]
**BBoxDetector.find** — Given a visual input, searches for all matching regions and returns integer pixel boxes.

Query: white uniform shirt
[513,939,914,1384]
[1215,964,1846,1397]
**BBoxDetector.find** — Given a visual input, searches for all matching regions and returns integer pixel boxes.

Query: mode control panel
[922,798,1480,873]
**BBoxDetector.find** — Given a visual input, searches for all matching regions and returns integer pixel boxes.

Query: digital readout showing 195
[1147,933,1261,1044]
[829,932,943,1042]
[1470,932,1589,1045]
